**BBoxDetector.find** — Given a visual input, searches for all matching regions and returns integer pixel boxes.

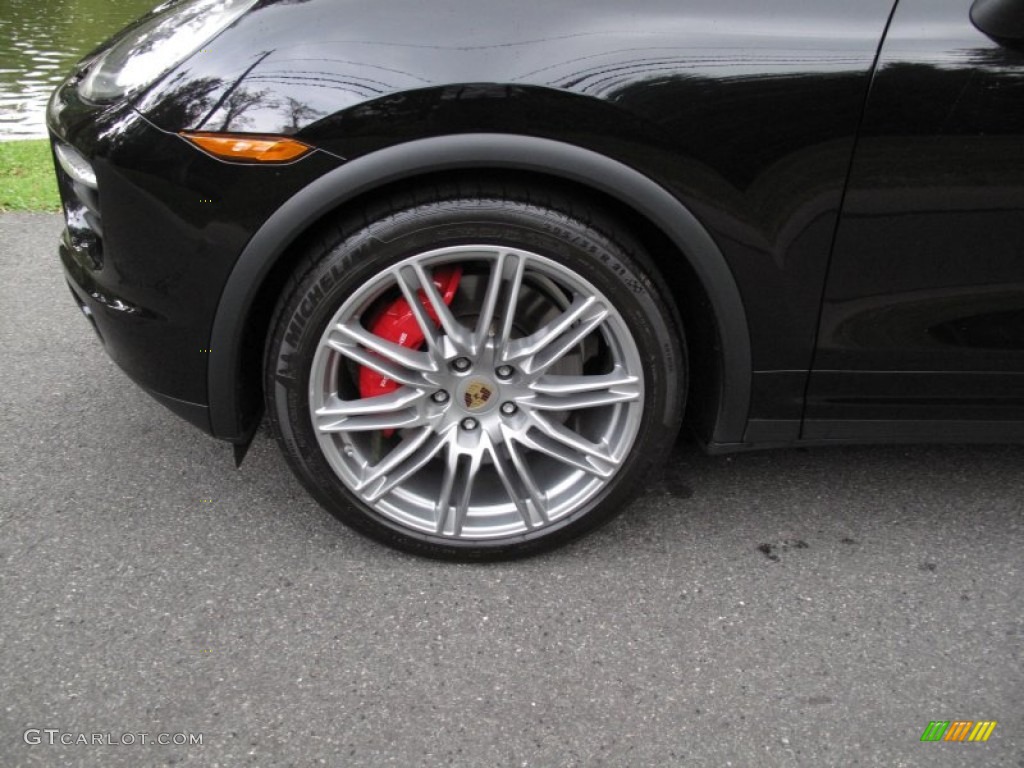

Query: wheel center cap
[459,377,498,413]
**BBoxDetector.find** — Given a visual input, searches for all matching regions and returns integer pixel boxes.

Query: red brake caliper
[359,266,462,434]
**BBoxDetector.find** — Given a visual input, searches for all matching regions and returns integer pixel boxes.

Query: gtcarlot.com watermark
[24,729,203,747]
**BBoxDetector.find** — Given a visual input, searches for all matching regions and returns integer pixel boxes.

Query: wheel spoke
[363,429,449,502]
[451,450,482,538]
[530,308,608,375]
[410,262,472,351]
[496,252,527,354]
[504,295,595,360]
[334,321,437,373]
[527,369,641,411]
[503,295,608,374]
[315,389,427,433]
[326,333,426,387]
[434,443,459,535]
[434,441,485,537]
[522,413,619,477]
[491,432,548,528]
[475,251,525,352]
[394,267,443,357]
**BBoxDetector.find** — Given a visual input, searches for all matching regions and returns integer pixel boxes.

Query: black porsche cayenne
[48,0,1024,559]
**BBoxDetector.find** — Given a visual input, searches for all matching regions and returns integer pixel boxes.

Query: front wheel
[265,184,685,559]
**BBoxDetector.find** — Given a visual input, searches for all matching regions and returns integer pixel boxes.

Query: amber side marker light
[180,132,313,163]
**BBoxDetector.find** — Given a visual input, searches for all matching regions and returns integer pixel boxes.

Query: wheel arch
[207,133,752,445]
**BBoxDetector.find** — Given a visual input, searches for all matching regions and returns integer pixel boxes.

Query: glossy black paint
[48,0,1024,451]
[50,70,343,427]
[807,0,1024,434]
[971,0,1024,43]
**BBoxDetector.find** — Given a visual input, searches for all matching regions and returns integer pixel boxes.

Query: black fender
[207,133,752,444]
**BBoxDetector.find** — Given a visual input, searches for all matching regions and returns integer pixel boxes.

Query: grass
[0,139,61,212]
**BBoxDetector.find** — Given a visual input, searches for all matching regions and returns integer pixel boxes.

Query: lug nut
[496,365,514,379]
[432,391,450,404]
[461,417,478,430]
[500,402,517,415]
[452,357,471,372]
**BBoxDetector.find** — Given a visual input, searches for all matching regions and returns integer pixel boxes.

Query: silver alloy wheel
[308,245,644,540]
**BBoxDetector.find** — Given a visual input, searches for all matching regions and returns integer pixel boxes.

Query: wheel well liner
[207,134,751,444]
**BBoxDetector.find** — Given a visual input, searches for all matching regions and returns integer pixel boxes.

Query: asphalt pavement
[1,213,1021,767]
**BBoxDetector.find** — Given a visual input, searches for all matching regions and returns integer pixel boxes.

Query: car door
[804,0,1024,441]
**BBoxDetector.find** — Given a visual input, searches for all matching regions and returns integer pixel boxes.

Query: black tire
[264,181,686,560]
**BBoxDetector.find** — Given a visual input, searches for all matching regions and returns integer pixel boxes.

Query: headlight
[79,0,258,105]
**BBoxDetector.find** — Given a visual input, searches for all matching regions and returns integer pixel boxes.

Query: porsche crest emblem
[463,381,494,411]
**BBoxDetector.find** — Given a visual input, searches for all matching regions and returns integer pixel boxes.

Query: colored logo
[920,721,997,742]
[463,380,494,411]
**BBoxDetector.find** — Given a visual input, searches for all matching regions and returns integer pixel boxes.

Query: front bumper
[47,79,342,437]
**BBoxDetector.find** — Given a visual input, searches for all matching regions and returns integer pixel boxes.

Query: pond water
[0,0,156,138]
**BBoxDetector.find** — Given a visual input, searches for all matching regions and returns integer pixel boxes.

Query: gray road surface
[1,213,1021,767]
